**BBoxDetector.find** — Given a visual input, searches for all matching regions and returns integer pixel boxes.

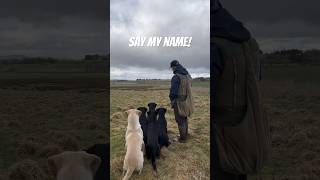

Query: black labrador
[137,107,148,145]
[156,108,170,149]
[146,102,160,175]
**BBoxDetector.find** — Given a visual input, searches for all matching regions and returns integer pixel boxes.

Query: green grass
[248,64,320,179]
[110,81,210,180]
[192,81,210,88]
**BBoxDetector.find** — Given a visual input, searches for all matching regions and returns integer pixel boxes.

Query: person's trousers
[173,105,188,140]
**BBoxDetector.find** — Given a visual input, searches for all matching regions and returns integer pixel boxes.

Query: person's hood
[212,0,221,12]
[174,64,189,75]
[212,7,251,43]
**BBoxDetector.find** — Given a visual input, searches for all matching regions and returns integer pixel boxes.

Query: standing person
[212,0,271,180]
[169,60,194,143]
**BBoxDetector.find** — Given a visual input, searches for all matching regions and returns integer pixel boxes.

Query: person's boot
[178,123,187,143]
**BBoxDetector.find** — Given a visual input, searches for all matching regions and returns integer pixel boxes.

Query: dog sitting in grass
[146,102,160,176]
[48,151,101,180]
[137,107,148,145]
[156,108,171,149]
[123,109,144,180]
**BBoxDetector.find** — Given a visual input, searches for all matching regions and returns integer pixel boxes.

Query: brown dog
[48,151,101,180]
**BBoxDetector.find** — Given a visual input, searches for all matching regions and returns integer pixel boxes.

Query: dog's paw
[171,137,178,142]
[152,170,158,177]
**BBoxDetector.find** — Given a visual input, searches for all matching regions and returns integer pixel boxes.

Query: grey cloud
[246,21,320,39]
[222,0,320,26]
[111,0,210,73]
[0,0,107,26]
[221,0,320,51]
[0,0,109,58]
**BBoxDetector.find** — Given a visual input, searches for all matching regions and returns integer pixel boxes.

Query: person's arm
[169,75,180,101]
[249,38,262,81]
[212,43,224,78]
[211,43,224,123]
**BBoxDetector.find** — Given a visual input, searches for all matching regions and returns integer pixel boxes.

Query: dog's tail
[122,167,134,180]
[151,149,157,173]
[166,136,171,147]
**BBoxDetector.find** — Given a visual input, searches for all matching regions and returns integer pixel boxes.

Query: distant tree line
[0,57,59,64]
[136,77,210,81]
[0,54,109,64]
[262,49,320,64]
[193,77,210,81]
[84,54,108,61]
[136,78,162,81]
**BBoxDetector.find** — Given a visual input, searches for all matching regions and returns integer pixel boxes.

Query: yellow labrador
[123,109,144,180]
[48,151,101,180]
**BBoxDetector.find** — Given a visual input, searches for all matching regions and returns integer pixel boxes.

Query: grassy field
[0,63,108,179]
[110,80,210,180]
[1,62,318,179]
[249,64,320,180]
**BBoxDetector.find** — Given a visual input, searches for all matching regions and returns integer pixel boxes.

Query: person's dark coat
[211,4,257,180]
[169,64,189,102]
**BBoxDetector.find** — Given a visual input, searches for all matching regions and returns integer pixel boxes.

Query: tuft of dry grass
[44,131,80,151]
[16,140,40,160]
[111,112,126,121]
[8,159,47,180]
[6,121,21,128]
[37,145,63,158]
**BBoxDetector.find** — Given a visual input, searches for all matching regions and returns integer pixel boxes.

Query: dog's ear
[155,103,157,107]
[138,107,147,113]
[136,109,142,116]
[83,152,101,174]
[48,153,64,176]
[143,107,147,112]
[125,109,131,116]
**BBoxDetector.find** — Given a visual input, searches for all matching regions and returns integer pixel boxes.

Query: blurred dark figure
[211,0,271,180]
[86,143,109,180]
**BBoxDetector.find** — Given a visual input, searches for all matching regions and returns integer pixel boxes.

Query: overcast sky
[110,0,210,80]
[2,1,319,78]
[0,0,108,59]
[222,0,320,52]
